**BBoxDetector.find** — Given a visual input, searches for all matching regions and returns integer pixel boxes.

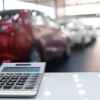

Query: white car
[61,20,96,47]
[85,25,96,42]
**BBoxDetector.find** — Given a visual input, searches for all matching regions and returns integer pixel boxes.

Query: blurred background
[0,0,100,72]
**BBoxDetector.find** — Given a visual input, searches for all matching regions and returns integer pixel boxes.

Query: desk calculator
[0,62,46,97]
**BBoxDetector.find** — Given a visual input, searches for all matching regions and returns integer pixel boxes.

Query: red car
[0,9,34,63]
[0,9,71,63]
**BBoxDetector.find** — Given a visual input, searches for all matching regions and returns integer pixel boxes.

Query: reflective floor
[46,37,100,72]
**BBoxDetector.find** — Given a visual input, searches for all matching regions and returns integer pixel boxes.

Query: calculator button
[6,73,13,76]
[0,78,8,82]
[0,85,2,88]
[9,79,17,82]
[18,79,26,82]
[25,81,37,88]
[16,81,25,85]
[12,76,18,79]
[11,76,19,79]
[24,86,35,89]
[14,85,23,89]
[20,76,28,79]
[3,85,12,89]
[32,75,40,79]
[4,75,10,78]
[24,83,36,89]
[6,81,15,85]
[0,81,5,86]
[29,76,39,79]
[19,78,27,82]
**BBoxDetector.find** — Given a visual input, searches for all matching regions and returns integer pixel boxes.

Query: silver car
[61,20,96,47]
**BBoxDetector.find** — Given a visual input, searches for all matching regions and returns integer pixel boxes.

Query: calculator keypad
[0,73,41,90]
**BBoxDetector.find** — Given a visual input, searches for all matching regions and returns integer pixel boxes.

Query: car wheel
[92,37,96,42]
[63,47,71,60]
[29,48,41,62]
[66,47,71,56]
[81,37,86,47]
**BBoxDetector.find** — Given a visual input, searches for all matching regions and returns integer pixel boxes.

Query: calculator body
[0,62,46,97]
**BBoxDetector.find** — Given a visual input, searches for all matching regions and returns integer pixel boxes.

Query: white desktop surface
[0,73,100,100]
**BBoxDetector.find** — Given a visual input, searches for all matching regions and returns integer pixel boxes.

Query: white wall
[0,0,3,10]
[65,3,100,15]
[1,0,55,18]
[79,18,100,27]
[3,0,100,18]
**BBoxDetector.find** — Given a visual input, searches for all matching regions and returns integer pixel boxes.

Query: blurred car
[31,11,72,61]
[0,9,35,63]
[85,25,96,42]
[95,27,100,36]
[61,20,96,47]
[0,9,71,63]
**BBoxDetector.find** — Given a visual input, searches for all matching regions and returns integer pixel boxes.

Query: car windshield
[32,11,46,26]
[46,18,60,29]
[0,10,19,23]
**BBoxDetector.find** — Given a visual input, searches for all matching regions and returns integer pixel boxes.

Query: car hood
[33,25,60,39]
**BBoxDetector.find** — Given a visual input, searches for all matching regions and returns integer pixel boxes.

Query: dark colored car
[0,9,71,63]
[32,11,72,61]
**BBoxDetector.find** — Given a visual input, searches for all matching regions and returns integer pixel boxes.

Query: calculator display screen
[2,67,40,72]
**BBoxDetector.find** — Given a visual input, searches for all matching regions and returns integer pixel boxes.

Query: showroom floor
[46,37,100,72]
